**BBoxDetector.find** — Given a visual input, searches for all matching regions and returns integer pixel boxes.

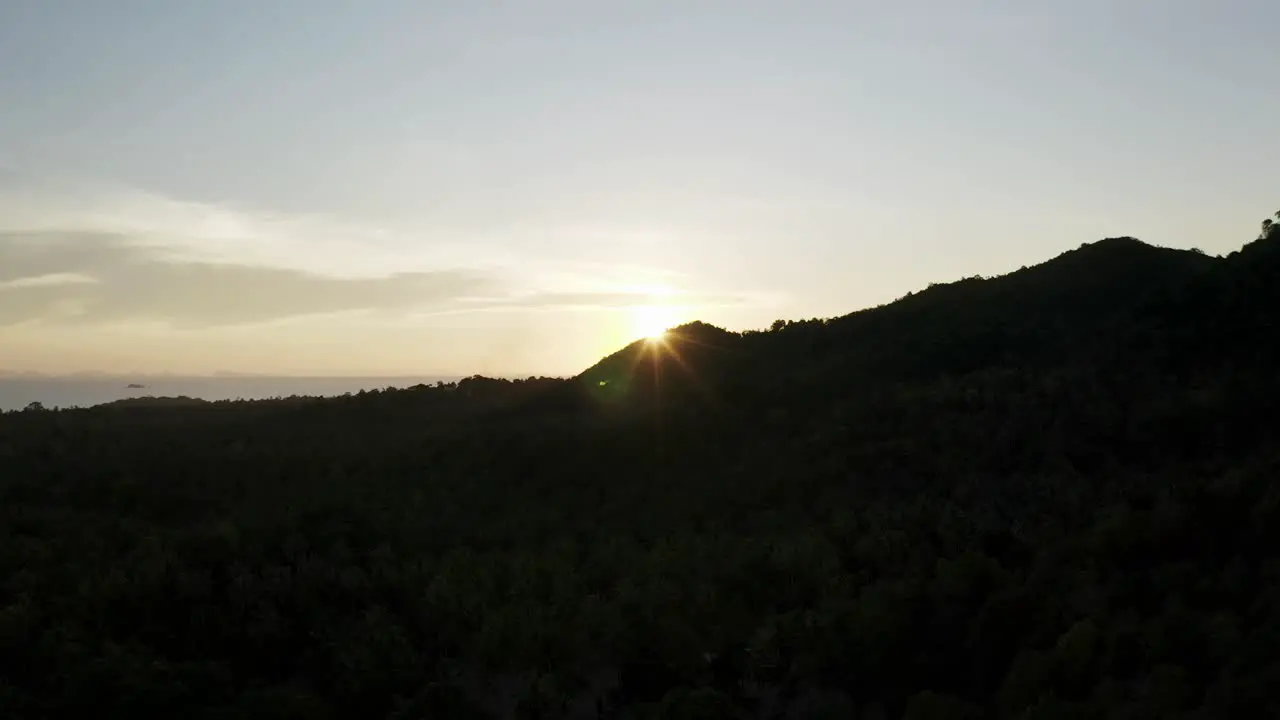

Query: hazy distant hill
[0,375,464,412]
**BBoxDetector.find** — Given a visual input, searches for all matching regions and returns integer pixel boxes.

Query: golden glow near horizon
[4,3,1276,380]
[624,282,682,341]
[0,188,784,376]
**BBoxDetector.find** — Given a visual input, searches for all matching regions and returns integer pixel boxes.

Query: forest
[3,212,1280,718]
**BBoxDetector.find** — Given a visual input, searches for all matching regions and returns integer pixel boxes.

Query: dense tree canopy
[4,220,1280,718]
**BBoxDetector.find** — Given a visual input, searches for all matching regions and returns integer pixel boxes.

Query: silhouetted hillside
[574,236,1221,407]
[3,218,1280,718]
[578,321,743,409]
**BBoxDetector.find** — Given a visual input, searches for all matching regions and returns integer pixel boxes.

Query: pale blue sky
[2,1,1277,375]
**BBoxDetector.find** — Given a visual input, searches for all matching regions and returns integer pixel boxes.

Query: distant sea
[0,376,463,412]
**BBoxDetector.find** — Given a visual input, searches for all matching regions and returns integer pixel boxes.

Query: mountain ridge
[575,234,1225,408]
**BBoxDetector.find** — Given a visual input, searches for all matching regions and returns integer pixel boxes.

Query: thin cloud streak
[0,272,99,290]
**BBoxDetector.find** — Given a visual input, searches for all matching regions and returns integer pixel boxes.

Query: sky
[2,1,1278,377]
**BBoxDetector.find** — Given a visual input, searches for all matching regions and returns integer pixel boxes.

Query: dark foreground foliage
[4,219,1280,718]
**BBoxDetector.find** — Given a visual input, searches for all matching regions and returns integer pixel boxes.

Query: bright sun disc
[632,304,674,341]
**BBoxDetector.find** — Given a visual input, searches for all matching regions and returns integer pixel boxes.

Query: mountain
[3,225,1280,718]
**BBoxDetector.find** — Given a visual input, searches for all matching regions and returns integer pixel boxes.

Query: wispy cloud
[0,272,98,290]
[0,175,506,278]
[0,231,496,327]
[0,177,773,329]
[440,290,754,315]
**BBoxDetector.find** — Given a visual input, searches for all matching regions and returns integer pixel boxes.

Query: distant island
[125,383,147,389]
[101,395,209,408]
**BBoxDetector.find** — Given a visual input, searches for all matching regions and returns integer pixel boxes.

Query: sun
[631,304,675,341]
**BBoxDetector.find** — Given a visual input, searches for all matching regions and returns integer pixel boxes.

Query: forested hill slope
[578,235,1221,402]
[3,220,1280,718]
